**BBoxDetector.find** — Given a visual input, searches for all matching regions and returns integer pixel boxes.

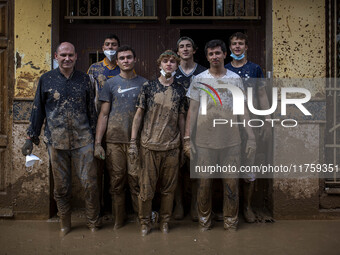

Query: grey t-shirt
[99,75,148,143]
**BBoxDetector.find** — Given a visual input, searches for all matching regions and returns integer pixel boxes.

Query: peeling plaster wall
[12,124,50,219]
[273,124,320,218]
[272,0,326,218]
[14,0,52,98]
[11,0,52,219]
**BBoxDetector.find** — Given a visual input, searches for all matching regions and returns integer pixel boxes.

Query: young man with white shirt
[184,40,256,231]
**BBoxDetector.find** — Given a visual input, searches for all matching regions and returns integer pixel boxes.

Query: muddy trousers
[48,143,100,228]
[138,147,180,226]
[105,143,140,213]
[196,145,240,228]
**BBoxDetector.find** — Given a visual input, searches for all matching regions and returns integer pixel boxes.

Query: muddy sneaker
[160,222,169,234]
[89,226,99,232]
[140,224,151,236]
[224,218,238,231]
[59,215,71,238]
[199,224,212,232]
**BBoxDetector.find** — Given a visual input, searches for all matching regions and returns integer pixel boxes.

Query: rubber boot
[113,193,126,230]
[159,194,174,233]
[243,181,256,223]
[59,214,71,237]
[173,184,184,220]
[190,180,198,221]
[139,198,152,236]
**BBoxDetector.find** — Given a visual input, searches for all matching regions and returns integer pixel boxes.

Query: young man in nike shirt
[225,32,272,223]
[94,45,147,229]
[173,37,206,221]
[129,50,186,236]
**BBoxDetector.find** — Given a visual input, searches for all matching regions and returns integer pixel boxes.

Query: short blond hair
[157,50,180,66]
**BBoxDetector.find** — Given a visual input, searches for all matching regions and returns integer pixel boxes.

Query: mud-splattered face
[229,37,248,56]
[159,56,178,74]
[206,46,226,68]
[116,50,136,72]
[177,39,196,61]
[55,43,77,72]
[102,38,119,51]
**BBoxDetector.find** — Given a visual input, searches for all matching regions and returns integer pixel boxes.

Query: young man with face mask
[88,34,121,110]
[87,34,120,216]
[225,32,272,223]
[129,50,186,236]
[94,45,147,229]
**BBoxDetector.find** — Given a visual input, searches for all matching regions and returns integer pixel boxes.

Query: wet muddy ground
[1,216,340,255]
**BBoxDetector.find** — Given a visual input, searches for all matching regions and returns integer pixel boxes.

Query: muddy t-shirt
[99,75,147,144]
[187,69,245,149]
[136,79,187,151]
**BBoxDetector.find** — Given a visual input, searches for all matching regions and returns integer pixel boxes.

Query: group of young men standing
[21,32,271,237]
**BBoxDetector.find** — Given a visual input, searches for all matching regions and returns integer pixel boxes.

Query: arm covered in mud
[27,77,46,145]
[94,101,110,160]
[183,99,199,159]
[129,107,144,163]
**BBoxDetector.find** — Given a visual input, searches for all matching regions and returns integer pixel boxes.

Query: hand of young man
[183,136,196,160]
[21,139,33,156]
[94,143,105,160]
[128,139,138,164]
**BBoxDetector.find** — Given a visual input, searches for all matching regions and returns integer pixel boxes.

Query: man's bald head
[56,42,76,54]
[55,42,77,75]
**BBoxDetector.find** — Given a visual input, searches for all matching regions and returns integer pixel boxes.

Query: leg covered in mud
[73,143,101,230]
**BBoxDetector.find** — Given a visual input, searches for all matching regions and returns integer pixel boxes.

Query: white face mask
[160,69,176,80]
[104,50,116,61]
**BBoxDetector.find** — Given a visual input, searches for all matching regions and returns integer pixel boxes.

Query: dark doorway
[180,29,246,68]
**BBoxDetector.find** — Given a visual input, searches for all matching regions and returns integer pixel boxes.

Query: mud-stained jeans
[105,143,140,212]
[196,145,240,228]
[48,143,100,228]
[138,147,179,226]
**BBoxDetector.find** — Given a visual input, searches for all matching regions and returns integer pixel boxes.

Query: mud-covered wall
[272,0,326,219]
[11,0,52,219]
[14,0,51,98]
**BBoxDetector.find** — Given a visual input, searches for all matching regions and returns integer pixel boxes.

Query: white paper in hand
[25,154,41,167]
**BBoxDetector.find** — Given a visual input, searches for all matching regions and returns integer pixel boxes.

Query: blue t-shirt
[225,61,265,108]
[225,61,264,81]
[87,58,120,91]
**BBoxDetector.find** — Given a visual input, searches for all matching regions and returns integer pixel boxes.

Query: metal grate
[325,0,340,192]
[64,0,157,20]
[167,0,260,20]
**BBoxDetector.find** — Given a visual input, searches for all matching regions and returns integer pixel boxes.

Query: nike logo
[117,87,138,94]
[176,75,182,79]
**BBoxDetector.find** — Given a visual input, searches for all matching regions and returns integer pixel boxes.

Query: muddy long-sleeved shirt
[27,68,97,150]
